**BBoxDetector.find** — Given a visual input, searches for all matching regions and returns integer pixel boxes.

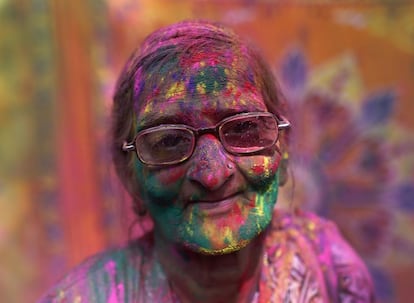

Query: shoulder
[266,209,376,302]
[37,238,152,303]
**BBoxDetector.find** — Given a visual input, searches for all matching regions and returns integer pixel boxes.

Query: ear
[277,130,290,187]
[278,151,289,186]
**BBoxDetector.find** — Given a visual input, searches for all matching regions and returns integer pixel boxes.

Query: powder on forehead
[133,47,262,117]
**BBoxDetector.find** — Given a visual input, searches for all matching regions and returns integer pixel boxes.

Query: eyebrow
[138,113,192,131]
[138,108,256,131]
[212,108,250,121]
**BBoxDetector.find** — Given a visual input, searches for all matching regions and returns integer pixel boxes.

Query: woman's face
[133,60,282,255]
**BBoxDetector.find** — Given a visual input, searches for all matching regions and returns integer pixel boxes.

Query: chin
[183,238,251,256]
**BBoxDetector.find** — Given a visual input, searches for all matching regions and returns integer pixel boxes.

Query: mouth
[189,193,241,216]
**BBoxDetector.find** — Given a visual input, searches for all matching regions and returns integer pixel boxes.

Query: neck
[154,230,266,303]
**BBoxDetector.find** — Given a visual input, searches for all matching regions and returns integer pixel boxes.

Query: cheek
[155,166,188,185]
[236,153,281,189]
[135,162,187,204]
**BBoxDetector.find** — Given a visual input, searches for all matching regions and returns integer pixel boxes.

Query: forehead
[138,92,266,128]
[135,56,267,128]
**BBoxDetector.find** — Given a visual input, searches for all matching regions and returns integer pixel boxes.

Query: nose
[187,134,234,191]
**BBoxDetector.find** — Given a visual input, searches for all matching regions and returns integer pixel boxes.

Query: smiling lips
[190,193,241,216]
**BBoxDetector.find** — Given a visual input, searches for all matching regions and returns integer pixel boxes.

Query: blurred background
[1,0,413,302]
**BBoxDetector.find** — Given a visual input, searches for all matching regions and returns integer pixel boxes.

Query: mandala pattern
[278,49,414,302]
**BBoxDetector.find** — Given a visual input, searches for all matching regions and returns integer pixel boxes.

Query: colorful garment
[38,210,375,302]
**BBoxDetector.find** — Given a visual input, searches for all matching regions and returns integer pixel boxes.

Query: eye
[136,128,195,165]
[220,115,278,152]
[150,132,191,150]
[227,119,259,134]
[221,118,261,147]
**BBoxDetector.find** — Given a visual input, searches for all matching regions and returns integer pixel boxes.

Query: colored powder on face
[189,65,227,96]
[186,222,243,255]
[133,44,262,116]
[252,163,266,175]
[134,162,184,204]
[198,239,250,255]
[133,129,280,256]
[239,169,280,241]
[178,201,247,254]
[137,66,240,121]
[182,215,213,250]
[130,42,279,255]
[165,81,186,100]
[151,203,184,241]
[134,154,280,256]
[132,127,280,256]
[244,156,280,192]
[196,82,207,95]
[222,226,236,245]
[156,166,187,186]
[180,171,277,254]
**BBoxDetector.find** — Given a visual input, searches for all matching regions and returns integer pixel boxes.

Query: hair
[111,20,289,216]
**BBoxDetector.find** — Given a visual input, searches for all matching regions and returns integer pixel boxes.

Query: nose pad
[187,135,234,191]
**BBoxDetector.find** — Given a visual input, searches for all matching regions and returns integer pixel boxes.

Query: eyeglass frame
[122,111,291,166]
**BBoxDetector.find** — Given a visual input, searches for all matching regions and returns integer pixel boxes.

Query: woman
[39,20,375,302]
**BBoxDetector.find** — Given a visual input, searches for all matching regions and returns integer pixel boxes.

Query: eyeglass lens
[137,128,195,165]
[220,115,278,153]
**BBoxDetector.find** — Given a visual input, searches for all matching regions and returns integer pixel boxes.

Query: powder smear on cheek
[156,166,187,186]
[135,163,185,204]
[238,156,281,237]
[246,156,281,184]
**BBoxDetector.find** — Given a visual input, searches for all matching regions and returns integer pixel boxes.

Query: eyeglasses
[122,112,290,166]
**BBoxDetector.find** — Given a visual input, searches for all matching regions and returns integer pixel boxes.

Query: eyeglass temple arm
[277,116,291,130]
[122,141,136,152]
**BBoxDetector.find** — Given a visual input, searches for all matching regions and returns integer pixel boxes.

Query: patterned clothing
[38,210,375,303]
